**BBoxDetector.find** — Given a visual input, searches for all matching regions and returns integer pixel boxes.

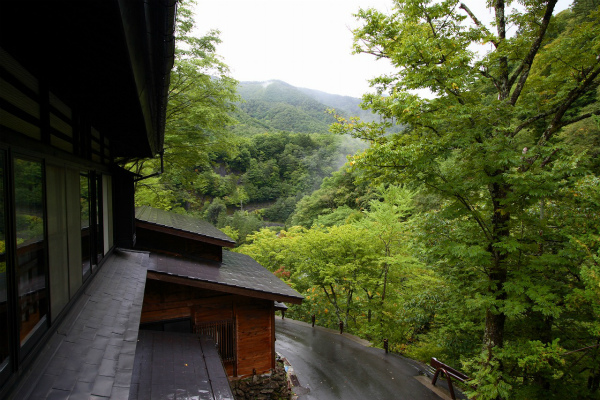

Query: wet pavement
[275,318,444,400]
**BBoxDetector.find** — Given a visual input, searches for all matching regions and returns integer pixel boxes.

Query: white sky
[193,0,573,99]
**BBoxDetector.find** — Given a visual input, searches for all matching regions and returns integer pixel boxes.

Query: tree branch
[537,62,600,146]
[509,0,558,105]
[459,2,497,47]
[520,63,600,171]
[511,106,561,137]
[558,109,600,128]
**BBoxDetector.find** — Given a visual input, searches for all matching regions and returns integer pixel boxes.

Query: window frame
[0,148,15,387]
[10,153,50,361]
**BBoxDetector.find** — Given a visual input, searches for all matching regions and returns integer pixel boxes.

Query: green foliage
[13,159,43,210]
[261,196,298,223]
[290,166,376,227]
[217,210,264,245]
[238,186,441,347]
[125,4,600,398]
[133,0,239,209]
[204,197,227,225]
[189,131,363,222]
[233,81,338,135]
[332,1,600,398]
[15,214,43,242]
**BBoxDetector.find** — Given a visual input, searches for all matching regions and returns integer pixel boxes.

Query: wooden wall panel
[193,303,233,323]
[140,307,190,324]
[235,299,274,376]
[141,280,233,324]
[136,227,222,261]
[140,280,276,378]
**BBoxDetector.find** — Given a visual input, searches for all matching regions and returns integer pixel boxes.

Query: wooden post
[311,314,315,327]
[339,321,343,334]
[384,338,388,354]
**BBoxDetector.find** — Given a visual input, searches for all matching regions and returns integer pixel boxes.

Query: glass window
[14,158,47,347]
[0,152,10,379]
[80,173,91,279]
[95,173,103,265]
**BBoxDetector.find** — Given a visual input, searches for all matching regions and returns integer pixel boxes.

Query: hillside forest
[132,1,600,399]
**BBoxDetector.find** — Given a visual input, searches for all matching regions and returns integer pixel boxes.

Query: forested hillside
[235,2,600,400]
[134,66,368,243]
[134,1,600,399]
[229,80,354,135]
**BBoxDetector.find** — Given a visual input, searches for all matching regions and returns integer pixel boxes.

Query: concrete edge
[414,375,453,400]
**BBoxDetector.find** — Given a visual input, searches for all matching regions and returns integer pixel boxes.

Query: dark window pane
[95,174,103,264]
[14,159,47,346]
[80,174,91,279]
[0,152,9,374]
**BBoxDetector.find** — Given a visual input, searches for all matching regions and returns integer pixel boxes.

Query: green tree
[360,186,415,318]
[133,0,239,209]
[334,1,600,398]
[204,197,226,225]
[290,166,376,227]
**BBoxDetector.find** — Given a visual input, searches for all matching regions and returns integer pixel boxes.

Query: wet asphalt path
[275,318,442,400]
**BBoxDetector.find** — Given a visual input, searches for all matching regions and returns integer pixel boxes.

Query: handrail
[430,357,471,400]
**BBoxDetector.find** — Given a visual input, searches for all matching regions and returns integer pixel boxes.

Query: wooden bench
[430,357,470,400]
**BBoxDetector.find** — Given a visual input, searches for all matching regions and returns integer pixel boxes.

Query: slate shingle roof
[147,251,304,304]
[135,206,236,247]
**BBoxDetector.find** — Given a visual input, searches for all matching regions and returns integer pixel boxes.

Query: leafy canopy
[331,1,600,398]
[133,0,239,210]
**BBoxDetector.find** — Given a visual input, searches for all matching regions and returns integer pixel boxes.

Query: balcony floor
[11,249,232,400]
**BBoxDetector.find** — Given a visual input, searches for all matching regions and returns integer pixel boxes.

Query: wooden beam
[136,221,235,248]
[147,271,303,304]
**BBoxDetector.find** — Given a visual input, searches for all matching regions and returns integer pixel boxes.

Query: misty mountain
[230,80,376,136]
[297,86,378,123]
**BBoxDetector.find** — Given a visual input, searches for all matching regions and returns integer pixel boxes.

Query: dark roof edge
[136,220,236,248]
[118,0,176,156]
[147,270,304,305]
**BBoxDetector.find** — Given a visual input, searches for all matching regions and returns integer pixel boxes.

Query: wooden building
[0,1,299,398]
[135,206,303,378]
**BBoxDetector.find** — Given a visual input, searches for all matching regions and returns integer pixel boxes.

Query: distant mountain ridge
[296,86,376,122]
[230,80,375,136]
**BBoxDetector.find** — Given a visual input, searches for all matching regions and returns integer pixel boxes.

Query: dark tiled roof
[130,331,233,400]
[147,251,303,304]
[135,206,235,246]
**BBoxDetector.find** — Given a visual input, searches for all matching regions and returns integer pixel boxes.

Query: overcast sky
[193,0,573,99]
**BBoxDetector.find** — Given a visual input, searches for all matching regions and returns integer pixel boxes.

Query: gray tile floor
[130,331,233,400]
[14,250,147,400]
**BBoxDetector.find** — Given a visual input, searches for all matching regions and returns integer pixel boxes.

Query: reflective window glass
[80,173,91,279]
[0,152,9,375]
[14,159,47,346]
[95,173,103,264]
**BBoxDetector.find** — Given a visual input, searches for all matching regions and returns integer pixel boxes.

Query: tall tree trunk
[484,181,510,359]
[532,313,553,390]
[345,289,353,328]
[323,285,342,324]
[381,261,389,305]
